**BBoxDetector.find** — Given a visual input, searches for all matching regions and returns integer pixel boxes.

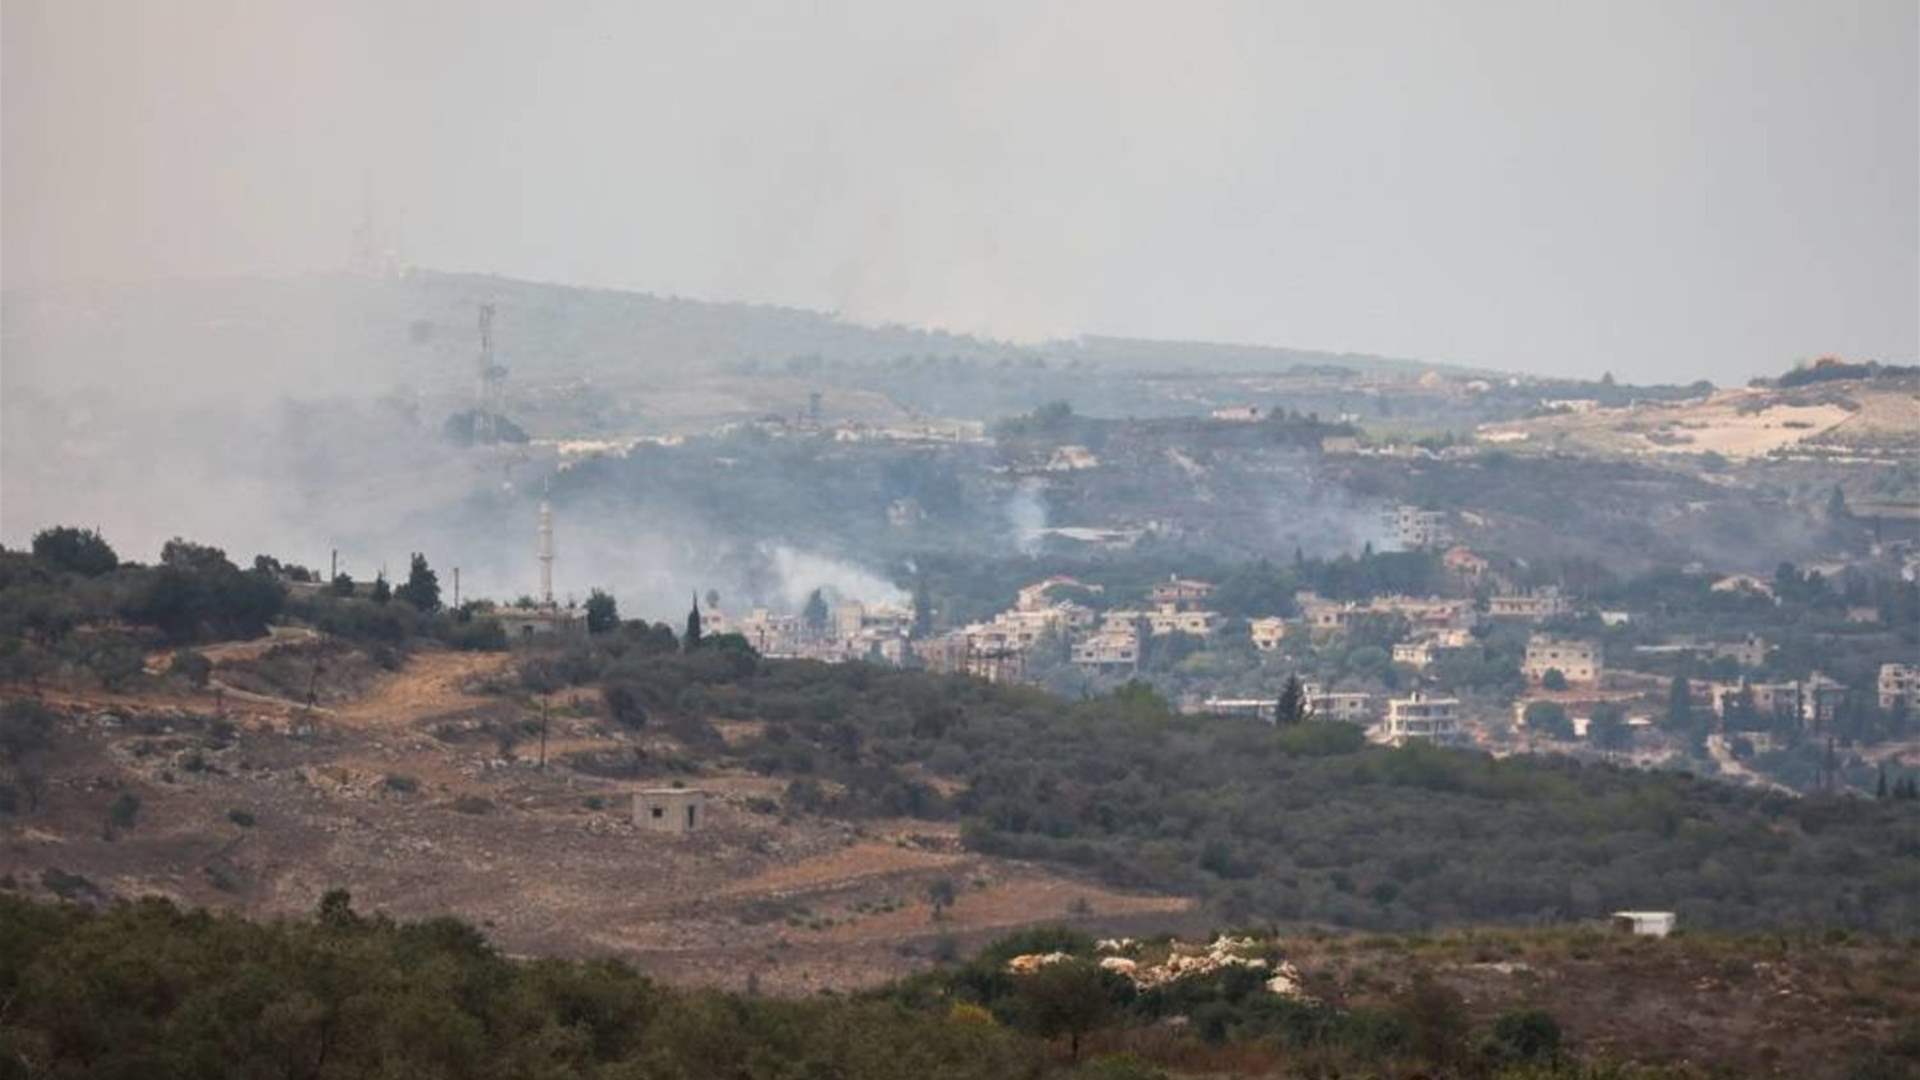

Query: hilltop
[0,271,1464,407]
[1476,373,1920,463]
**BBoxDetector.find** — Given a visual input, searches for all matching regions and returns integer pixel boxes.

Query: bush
[1068,1055,1168,1080]
[39,867,102,901]
[604,682,647,728]
[0,700,56,763]
[383,774,420,795]
[169,650,213,689]
[442,618,507,652]
[227,808,256,828]
[1488,1008,1563,1063]
[1524,701,1573,740]
[1396,973,1469,1069]
[1274,721,1367,756]
[107,793,142,830]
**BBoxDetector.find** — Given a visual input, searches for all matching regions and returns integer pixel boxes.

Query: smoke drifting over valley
[2,2,1914,620]
[0,276,957,619]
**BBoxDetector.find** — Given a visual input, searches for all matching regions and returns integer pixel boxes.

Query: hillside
[6,540,1918,976]
[0,271,1460,410]
[1475,376,1920,462]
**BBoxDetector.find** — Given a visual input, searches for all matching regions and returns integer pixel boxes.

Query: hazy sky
[4,0,1915,383]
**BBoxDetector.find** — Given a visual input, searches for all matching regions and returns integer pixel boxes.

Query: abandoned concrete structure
[633,788,706,834]
[493,605,584,639]
[1523,634,1603,685]
[1880,663,1918,712]
[1488,587,1571,620]
[1385,505,1451,549]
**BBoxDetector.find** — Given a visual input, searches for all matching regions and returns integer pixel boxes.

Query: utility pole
[539,698,549,771]
[330,548,338,581]
[452,567,460,609]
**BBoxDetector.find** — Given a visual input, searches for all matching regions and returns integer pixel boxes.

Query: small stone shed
[633,788,705,833]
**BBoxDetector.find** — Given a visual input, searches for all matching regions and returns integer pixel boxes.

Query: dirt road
[332,650,514,730]
[1706,734,1798,795]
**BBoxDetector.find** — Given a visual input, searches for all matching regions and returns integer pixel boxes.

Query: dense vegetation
[14,894,1903,1080]
[521,636,1920,935]
[0,533,506,693]
[0,892,1038,1080]
[1771,359,1919,389]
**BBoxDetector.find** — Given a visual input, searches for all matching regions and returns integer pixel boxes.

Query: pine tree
[1875,764,1888,799]
[370,573,391,604]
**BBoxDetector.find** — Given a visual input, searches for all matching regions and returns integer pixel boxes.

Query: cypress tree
[1276,675,1308,725]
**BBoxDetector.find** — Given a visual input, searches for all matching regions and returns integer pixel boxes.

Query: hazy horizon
[5,1,1917,385]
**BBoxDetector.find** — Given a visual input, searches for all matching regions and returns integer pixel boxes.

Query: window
[651,806,664,819]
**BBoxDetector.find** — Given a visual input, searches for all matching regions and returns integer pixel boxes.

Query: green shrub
[107,793,142,830]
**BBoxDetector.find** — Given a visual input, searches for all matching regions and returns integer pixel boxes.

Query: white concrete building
[1304,685,1374,724]
[1384,692,1463,745]
[1611,911,1675,938]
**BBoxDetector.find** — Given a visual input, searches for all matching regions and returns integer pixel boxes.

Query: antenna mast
[475,303,498,443]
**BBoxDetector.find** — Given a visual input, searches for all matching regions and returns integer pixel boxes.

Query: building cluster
[1707,672,1852,728]
[703,600,915,664]
[1189,683,1455,745]
[1299,592,1474,636]
[919,575,1228,684]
